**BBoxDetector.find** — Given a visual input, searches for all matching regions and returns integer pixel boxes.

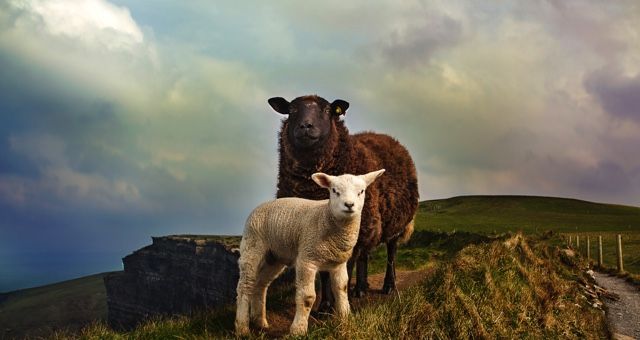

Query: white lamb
[235,169,385,336]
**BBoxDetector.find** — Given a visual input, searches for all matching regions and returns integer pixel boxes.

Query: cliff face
[104,235,241,330]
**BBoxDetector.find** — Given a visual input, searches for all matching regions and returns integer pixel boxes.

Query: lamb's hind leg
[382,237,399,294]
[236,244,262,335]
[236,277,251,335]
[250,260,285,329]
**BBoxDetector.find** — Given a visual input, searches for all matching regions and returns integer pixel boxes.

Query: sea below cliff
[0,251,123,293]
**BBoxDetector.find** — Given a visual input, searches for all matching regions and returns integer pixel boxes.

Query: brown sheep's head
[268,95,349,150]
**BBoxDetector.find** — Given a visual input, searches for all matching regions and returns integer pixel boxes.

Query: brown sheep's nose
[344,202,354,210]
[299,122,313,130]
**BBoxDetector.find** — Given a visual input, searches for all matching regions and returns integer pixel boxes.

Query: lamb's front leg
[290,261,318,335]
[330,263,350,318]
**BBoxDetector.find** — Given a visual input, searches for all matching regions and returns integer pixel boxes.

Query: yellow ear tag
[336,107,342,114]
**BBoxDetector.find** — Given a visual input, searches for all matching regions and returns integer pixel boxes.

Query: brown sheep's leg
[353,250,369,298]
[382,238,398,294]
[346,249,358,295]
[317,271,335,315]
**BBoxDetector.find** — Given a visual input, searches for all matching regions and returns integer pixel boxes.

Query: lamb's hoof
[382,283,397,295]
[289,323,308,336]
[235,325,250,336]
[250,316,269,330]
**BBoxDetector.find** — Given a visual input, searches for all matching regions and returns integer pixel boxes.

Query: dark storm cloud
[585,67,640,123]
[0,42,248,282]
[0,138,40,178]
[0,49,137,178]
[3,0,640,291]
[370,12,463,68]
[513,1,629,60]
[572,160,633,196]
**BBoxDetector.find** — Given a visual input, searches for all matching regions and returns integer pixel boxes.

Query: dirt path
[262,268,432,337]
[593,272,640,340]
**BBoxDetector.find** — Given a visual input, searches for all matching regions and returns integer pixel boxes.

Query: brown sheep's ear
[331,99,349,116]
[268,97,290,115]
[311,172,332,188]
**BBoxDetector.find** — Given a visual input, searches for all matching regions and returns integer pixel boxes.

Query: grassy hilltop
[47,233,609,339]
[3,195,639,338]
[370,195,640,275]
[0,273,109,339]
[417,195,640,234]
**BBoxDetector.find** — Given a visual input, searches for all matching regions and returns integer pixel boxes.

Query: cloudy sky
[1,0,639,290]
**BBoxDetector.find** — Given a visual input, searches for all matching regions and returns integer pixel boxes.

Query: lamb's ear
[362,169,385,187]
[311,172,332,188]
[268,97,290,115]
[330,99,349,116]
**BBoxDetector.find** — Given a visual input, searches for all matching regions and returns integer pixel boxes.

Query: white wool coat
[241,197,361,270]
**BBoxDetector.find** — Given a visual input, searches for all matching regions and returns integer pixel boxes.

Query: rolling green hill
[417,195,640,234]
[407,195,640,275]
[374,195,640,278]
[0,273,109,339]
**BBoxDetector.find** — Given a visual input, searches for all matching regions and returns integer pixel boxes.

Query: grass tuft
[310,234,608,339]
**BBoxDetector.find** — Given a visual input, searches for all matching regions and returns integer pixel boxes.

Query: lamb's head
[268,95,349,150]
[311,169,385,220]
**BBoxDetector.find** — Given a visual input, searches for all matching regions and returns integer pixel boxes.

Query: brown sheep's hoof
[316,300,334,316]
[382,283,397,295]
[353,288,367,298]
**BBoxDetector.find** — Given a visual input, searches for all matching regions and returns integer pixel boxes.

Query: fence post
[586,236,590,264]
[616,234,624,273]
[577,235,580,251]
[598,236,603,268]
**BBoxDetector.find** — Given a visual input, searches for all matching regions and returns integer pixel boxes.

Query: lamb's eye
[358,190,364,196]
[332,188,340,196]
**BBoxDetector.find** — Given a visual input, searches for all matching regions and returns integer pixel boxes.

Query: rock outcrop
[104,235,241,330]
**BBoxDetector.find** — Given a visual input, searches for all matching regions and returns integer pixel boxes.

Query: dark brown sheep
[268,95,419,310]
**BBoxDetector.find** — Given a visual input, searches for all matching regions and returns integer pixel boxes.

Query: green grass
[309,235,608,339]
[418,195,640,234]
[566,232,640,276]
[53,235,608,339]
[368,230,500,274]
[6,195,638,338]
[0,273,110,339]
[416,195,640,275]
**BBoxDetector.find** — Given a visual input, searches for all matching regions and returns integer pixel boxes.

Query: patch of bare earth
[260,268,432,337]
[593,272,640,340]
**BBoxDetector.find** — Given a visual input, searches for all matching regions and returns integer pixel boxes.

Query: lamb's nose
[344,202,354,209]
[299,122,313,129]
